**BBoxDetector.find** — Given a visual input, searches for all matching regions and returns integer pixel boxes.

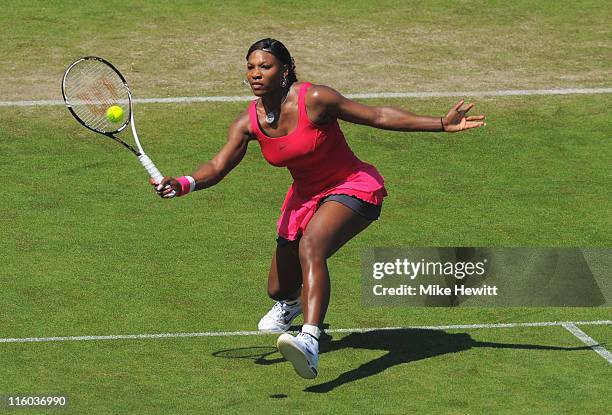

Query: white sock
[301,324,321,340]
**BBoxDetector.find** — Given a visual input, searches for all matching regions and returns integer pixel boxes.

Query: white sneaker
[277,332,319,379]
[257,300,302,332]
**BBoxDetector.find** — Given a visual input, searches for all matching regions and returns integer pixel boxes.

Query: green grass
[1,93,611,413]
[1,0,611,413]
[0,327,610,414]
[1,0,610,100]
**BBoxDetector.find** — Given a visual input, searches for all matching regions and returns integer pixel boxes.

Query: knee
[267,286,288,301]
[267,280,300,301]
[298,235,327,264]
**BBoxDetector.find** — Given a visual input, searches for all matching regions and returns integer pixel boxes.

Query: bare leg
[298,201,373,326]
[266,239,302,301]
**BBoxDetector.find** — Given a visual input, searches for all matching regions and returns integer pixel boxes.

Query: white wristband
[185,175,196,193]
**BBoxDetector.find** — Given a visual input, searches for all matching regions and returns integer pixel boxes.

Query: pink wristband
[175,176,193,196]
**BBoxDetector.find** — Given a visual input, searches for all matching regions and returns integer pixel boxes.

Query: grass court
[0,1,610,413]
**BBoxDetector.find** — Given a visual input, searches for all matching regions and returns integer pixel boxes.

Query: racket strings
[70,62,121,102]
[69,77,124,130]
[64,59,130,133]
[71,64,124,115]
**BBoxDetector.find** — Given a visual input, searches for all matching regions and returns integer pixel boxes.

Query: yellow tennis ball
[106,105,124,122]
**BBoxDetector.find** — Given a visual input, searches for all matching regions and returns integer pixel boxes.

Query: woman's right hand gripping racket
[61,56,175,197]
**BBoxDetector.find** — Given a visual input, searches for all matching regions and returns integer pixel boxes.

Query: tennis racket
[61,56,174,195]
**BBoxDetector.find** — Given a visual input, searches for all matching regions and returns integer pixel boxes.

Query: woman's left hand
[442,99,486,132]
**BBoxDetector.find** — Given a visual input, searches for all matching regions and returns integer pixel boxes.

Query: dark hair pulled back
[246,38,298,85]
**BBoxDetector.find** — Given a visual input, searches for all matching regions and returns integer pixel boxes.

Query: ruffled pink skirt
[277,162,387,241]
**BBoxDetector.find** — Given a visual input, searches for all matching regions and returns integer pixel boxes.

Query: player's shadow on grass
[214,329,593,394]
[301,329,592,393]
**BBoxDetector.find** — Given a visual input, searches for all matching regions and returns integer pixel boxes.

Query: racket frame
[61,56,170,186]
[62,56,139,154]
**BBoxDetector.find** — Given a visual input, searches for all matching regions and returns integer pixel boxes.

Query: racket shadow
[212,346,282,365]
[211,324,331,366]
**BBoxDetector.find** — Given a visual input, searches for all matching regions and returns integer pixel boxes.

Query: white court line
[1,87,611,107]
[562,323,612,365]
[0,320,609,344]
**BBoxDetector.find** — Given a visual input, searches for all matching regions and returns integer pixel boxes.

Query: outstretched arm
[308,85,485,133]
[152,111,252,198]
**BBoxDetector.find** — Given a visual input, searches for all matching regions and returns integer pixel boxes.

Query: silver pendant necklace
[264,90,288,124]
[265,110,277,124]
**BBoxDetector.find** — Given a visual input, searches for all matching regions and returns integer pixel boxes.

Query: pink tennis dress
[248,82,388,241]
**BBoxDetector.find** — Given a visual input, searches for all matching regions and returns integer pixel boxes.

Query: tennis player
[152,38,485,379]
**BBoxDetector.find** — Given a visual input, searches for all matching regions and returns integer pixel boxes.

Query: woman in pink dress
[153,38,485,379]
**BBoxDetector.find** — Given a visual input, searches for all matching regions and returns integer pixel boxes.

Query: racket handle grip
[138,153,177,198]
[138,153,164,182]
